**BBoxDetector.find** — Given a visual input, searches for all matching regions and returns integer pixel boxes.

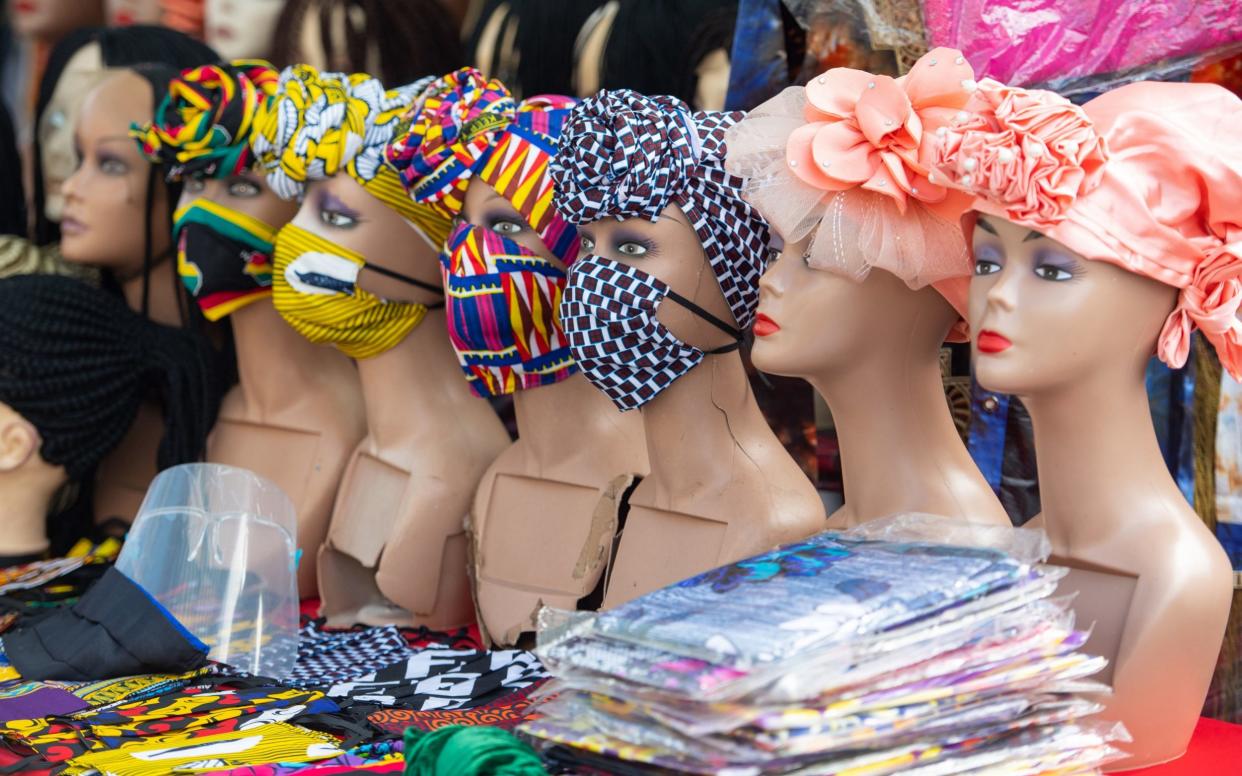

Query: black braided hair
[0,274,219,482]
[31,25,218,247]
[269,0,464,87]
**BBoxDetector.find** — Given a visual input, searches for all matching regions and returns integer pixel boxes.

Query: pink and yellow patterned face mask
[442,221,575,396]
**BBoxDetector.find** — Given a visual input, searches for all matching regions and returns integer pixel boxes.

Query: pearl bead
[818,76,826,84]
[961,174,973,186]
[868,82,876,89]
[821,160,831,168]
[955,56,965,65]
[1027,144,1044,158]
[955,110,969,123]
[961,78,978,92]
[929,59,938,66]
[998,148,1015,163]
[936,126,948,137]
[789,159,798,167]
[963,157,978,171]
[884,119,893,127]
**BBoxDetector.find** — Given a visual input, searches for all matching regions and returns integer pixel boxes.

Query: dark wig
[270,0,464,87]
[0,99,25,238]
[467,0,608,99]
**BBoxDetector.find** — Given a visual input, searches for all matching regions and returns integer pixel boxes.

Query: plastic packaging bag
[115,464,300,679]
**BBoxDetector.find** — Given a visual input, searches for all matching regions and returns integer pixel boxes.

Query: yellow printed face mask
[271,222,443,359]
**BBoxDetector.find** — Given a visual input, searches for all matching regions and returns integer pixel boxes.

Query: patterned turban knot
[385,67,578,262]
[131,60,279,181]
[249,64,450,247]
[550,89,772,329]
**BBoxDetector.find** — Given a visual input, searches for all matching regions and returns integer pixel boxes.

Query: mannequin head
[937,80,1242,381]
[7,0,103,42]
[291,174,441,304]
[60,70,173,276]
[0,401,65,500]
[754,232,959,379]
[270,0,463,86]
[205,0,284,60]
[968,213,1177,397]
[179,175,297,227]
[32,25,217,245]
[104,0,161,26]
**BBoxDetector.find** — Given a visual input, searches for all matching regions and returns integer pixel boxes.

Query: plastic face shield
[115,464,300,679]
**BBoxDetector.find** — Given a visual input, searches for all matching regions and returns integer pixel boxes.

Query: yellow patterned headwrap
[249,64,450,248]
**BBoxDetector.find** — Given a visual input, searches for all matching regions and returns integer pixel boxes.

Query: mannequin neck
[353,309,474,449]
[1024,367,1178,548]
[229,297,345,417]
[808,339,971,522]
[119,258,182,327]
[0,469,62,556]
[639,350,763,495]
[512,371,633,469]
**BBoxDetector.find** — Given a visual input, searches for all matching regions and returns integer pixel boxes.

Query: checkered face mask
[561,255,743,411]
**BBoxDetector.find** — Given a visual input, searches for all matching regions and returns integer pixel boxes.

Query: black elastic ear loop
[664,289,743,354]
[363,261,445,301]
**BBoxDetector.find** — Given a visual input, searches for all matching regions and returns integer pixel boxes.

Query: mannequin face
[694,48,731,112]
[179,173,299,227]
[205,0,284,61]
[754,232,959,379]
[291,175,441,304]
[40,42,114,224]
[577,204,735,351]
[969,213,1178,396]
[104,0,160,25]
[8,0,104,40]
[60,71,170,274]
[461,179,564,269]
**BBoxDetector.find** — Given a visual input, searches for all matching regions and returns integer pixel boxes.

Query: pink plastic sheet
[921,0,1242,89]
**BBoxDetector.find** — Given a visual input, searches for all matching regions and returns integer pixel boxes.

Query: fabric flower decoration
[131,60,278,181]
[1160,241,1242,374]
[931,80,1110,225]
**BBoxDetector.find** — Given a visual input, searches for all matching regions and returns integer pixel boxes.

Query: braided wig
[0,274,218,482]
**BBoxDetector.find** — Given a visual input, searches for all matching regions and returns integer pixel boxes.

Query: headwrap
[249,64,451,248]
[934,80,1242,378]
[385,67,578,263]
[550,89,771,330]
[724,48,981,338]
[130,60,279,181]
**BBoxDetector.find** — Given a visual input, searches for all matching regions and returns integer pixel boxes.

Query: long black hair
[0,99,25,238]
[31,25,217,247]
[270,0,464,86]
[467,0,608,99]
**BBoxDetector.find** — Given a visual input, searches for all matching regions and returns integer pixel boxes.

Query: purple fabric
[921,0,1242,88]
[0,685,89,722]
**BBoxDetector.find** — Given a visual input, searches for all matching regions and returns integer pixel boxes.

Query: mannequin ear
[0,419,42,472]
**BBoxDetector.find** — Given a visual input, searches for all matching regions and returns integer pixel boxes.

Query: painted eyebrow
[975,217,998,235]
[1022,230,1045,242]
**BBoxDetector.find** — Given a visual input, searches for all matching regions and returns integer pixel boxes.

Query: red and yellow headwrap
[385,67,578,262]
[130,60,278,181]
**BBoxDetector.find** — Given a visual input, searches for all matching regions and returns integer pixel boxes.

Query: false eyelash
[612,232,659,257]
[1034,250,1087,278]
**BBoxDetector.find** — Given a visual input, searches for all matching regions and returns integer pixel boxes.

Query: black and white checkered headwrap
[550,90,773,329]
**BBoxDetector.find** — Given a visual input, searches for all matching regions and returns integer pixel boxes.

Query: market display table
[1117,717,1242,775]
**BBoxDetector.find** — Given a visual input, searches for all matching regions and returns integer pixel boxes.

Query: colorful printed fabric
[250,65,450,249]
[67,722,341,776]
[323,648,547,711]
[0,685,335,765]
[385,67,578,263]
[132,60,279,181]
[173,199,277,320]
[0,558,87,596]
[367,681,545,734]
[66,668,213,709]
[271,222,440,359]
[195,741,404,775]
[440,223,576,396]
[289,622,412,687]
[550,89,773,330]
[1217,373,1242,569]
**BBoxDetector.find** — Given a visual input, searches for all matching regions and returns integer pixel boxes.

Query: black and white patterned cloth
[288,622,413,687]
[549,89,773,331]
[320,648,547,712]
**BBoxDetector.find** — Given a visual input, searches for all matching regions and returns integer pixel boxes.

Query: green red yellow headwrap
[130,60,278,181]
[249,64,450,248]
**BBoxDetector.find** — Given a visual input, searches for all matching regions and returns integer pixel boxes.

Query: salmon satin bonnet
[934,80,1242,378]
[725,47,982,338]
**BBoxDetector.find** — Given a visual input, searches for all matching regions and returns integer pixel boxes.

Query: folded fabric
[0,684,87,722]
[323,649,547,712]
[367,682,545,734]
[290,622,412,687]
[1,567,209,681]
[67,721,341,776]
[195,740,405,775]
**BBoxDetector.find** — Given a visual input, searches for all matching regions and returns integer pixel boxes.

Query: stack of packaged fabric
[520,516,1128,775]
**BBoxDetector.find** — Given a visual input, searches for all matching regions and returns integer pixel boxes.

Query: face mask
[272,223,444,359]
[173,199,277,321]
[560,255,742,411]
[443,222,576,396]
